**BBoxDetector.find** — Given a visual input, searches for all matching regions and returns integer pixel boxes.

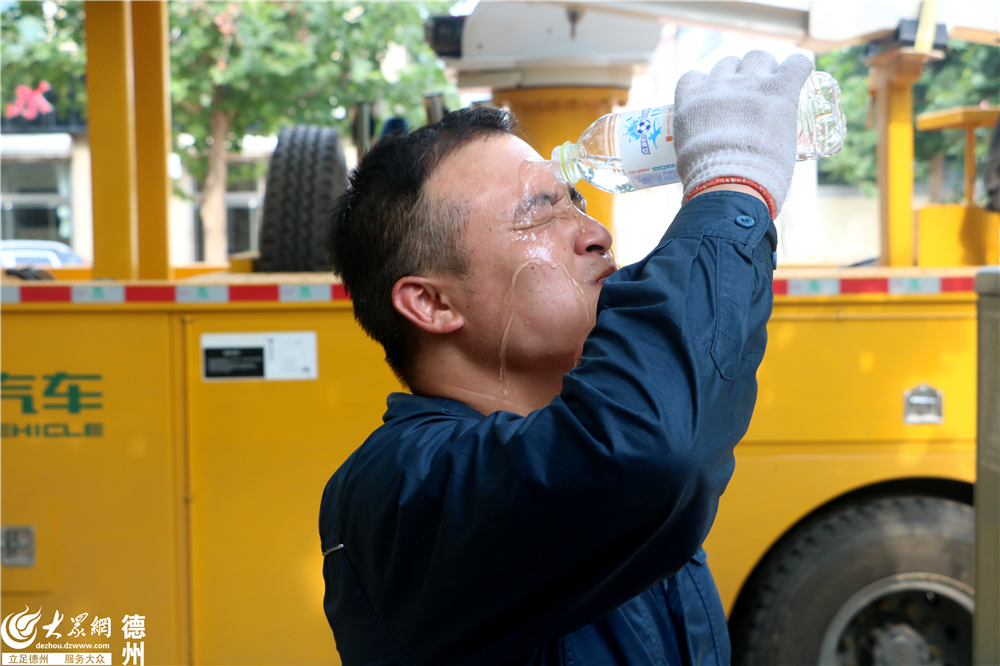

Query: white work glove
[673,50,814,217]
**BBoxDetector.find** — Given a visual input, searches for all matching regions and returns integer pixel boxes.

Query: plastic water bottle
[551,71,846,193]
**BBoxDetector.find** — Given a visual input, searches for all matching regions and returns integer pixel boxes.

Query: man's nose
[573,214,613,256]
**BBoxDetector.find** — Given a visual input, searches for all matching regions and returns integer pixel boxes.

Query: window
[225,166,263,254]
[0,161,73,243]
[227,204,260,254]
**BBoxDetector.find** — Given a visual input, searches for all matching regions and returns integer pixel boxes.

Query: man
[320,51,813,665]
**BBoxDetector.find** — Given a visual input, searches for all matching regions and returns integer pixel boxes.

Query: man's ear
[392,275,465,335]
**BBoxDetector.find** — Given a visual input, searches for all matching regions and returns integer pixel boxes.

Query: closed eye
[514,191,558,229]
[569,186,587,213]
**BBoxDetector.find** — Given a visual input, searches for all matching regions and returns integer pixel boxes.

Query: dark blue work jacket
[320,192,777,666]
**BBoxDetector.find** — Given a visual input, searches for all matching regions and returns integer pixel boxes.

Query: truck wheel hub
[818,572,973,666]
[872,623,931,666]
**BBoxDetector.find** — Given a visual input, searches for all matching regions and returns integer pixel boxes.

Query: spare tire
[258,125,349,272]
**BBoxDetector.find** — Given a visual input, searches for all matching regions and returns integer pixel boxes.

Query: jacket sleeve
[329,191,776,666]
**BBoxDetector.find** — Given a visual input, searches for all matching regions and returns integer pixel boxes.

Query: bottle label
[618,105,679,190]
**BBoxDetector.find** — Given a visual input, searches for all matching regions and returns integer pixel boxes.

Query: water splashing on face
[493,158,610,411]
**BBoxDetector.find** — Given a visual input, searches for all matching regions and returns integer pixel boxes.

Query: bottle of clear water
[551,71,846,194]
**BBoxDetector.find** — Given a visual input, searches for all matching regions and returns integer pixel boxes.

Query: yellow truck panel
[1,311,185,663]
[708,441,976,614]
[750,296,976,443]
[707,268,980,612]
[181,307,396,665]
[0,267,979,663]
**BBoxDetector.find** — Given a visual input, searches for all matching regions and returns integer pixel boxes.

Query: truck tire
[730,496,973,666]
[258,125,348,272]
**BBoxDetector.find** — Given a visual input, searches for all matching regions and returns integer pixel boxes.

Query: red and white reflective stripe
[1,284,350,304]
[1,278,976,304]
[772,276,976,296]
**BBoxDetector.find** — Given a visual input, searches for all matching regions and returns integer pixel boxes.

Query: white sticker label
[1,286,21,304]
[889,277,941,295]
[72,285,125,303]
[200,331,318,381]
[787,279,841,296]
[618,105,679,190]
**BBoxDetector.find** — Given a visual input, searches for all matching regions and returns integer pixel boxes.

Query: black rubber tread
[258,125,348,272]
[729,495,974,666]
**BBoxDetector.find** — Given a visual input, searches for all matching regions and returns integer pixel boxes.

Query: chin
[525,347,584,376]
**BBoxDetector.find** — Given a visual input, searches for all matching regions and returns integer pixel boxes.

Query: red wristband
[685,177,777,220]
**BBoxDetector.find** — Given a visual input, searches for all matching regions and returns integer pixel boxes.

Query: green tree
[1,0,87,120]
[170,0,457,262]
[2,1,458,262]
[816,41,1000,201]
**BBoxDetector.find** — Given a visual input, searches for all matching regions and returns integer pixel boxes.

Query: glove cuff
[684,177,777,219]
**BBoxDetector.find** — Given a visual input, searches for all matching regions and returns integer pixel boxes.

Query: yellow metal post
[913,106,999,266]
[132,0,173,280]
[85,1,139,280]
[867,49,936,267]
[916,107,998,143]
[492,87,628,237]
[913,1,940,55]
[964,125,976,205]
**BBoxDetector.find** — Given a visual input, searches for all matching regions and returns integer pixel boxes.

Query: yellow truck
[2,3,998,665]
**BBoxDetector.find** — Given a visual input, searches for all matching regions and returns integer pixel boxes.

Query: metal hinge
[1,525,36,567]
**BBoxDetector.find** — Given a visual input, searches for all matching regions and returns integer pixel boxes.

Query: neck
[409,347,569,417]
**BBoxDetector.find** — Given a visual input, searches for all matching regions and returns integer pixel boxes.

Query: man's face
[428,134,616,380]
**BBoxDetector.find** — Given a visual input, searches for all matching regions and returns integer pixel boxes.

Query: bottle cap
[551,142,579,184]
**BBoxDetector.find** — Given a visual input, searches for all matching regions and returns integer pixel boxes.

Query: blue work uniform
[320,192,776,666]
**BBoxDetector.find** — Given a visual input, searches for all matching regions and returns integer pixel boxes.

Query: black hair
[327,106,517,386]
